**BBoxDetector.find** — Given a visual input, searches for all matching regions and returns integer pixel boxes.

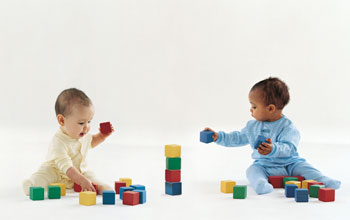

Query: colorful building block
[119,187,134,199]
[74,182,98,193]
[103,190,115,205]
[165,170,181,182]
[285,184,298,198]
[295,189,309,202]
[302,180,316,189]
[254,135,269,149]
[307,181,323,190]
[165,182,182,195]
[133,189,146,204]
[49,183,66,196]
[295,176,305,182]
[48,185,61,199]
[283,177,298,187]
[319,188,335,202]
[115,181,126,194]
[123,191,140,205]
[100,122,112,135]
[268,176,288,188]
[233,185,247,199]
[220,180,236,193]
[309,185,325,198]
[166,157,181,170]
[30,187,44,201]
[79,191,96,206]
[130,184,146,190]
[165,144,181,157]
[200,131,214,143]
[285,181,301,188]
[119,178,132,187]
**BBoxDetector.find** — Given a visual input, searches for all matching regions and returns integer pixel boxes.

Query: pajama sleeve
[215,125,249,147]
[46,138,74,174]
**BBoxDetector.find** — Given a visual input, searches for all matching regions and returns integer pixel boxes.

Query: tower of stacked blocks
[165,144,182,195]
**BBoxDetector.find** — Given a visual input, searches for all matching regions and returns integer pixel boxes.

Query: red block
[74,182,82,192]
[308,181,323,190]
[319,188,335,202]
[295,176,305,182]
[115,181,127,194]
[123,191,140,206]
[92,182,98,193]
[268,176,288,188]
[165,170,181,182]
[100,122,112,135]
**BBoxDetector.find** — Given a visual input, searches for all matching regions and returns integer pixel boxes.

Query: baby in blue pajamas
[205,77,341,194]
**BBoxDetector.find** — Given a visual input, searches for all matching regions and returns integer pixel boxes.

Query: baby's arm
[91,124,115,148]
[66,167,96,192]
[204,127,249,147]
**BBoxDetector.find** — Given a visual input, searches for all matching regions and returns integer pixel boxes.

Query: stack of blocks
[268,176,305,188]
[165,144,182,196]
[116,178,147,206]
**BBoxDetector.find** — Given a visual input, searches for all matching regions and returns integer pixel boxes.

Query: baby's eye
[78,122,85,126]
[88,121,91,124]
[252,107,257,109]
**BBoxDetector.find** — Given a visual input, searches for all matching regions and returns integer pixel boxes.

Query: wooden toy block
[166,157,181,170]
[295,176,305,182]
[48,185,61,199]
[268,176,288,188]
[100,122,112,135]
[133,189,147,204]
[74,182,82,192]
[123,191,140,206]
[200,131,214,143]
[302,180,316,189]
[233,185,247,199]
[49,183,66,196]
[165,144,181,157]
[30,187,44,201]
[285,184,298,198]
[220,180,236,193]
[254,135,268,149]
[309,185,325,198]
[119,178,132,187]
[319,188,335,202]
[119,187,134,199]
[103,190,115,205]
[295,188,309,202]
[307,181,323,190]
[79,191,96,206]
[165,170,181,182]
[165,182,182,195]
[283,177,298,187]
[285,181,301,188]
[115,181,127,194]
[130,184,146,190]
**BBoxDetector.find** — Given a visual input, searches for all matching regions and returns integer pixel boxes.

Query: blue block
[200,130,214,143]
[130,184,146,190]
[254,135,268,149]
[134,189,147,204]
[295,188,309,202]
[285,184,298,198]
[165,182,182,195]
[119,187,134,199]
[102,190,115,205]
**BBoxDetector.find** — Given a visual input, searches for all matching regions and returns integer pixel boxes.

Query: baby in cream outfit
[23,88,114,195]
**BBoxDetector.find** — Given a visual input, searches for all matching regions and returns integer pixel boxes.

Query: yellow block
[285,181,301,188]
[165,144,181,158]
[221,180,236,193]
[49,183,66,196]
[302,180,316,188]
[79,191,96,206]
[119,178,132,187]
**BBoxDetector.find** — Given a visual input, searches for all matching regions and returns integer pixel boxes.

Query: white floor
[1,128,349,220]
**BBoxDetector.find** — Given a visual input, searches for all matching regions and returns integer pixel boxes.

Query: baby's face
[61,104,95,140]
[249,89,270,121]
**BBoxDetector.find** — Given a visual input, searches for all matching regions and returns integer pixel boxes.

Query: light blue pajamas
[216,115,341,194]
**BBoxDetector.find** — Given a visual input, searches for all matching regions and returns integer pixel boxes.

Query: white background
[0,0,349,219]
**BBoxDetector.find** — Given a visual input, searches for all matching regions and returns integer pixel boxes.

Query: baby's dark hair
[250,77,290,109]
[55,88,92,116]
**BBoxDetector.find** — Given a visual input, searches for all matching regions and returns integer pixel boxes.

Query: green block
[283,177,298,187]
[309,185,325,198]
[30,187,44,201]
[233,185,247,199]
[166,157,181,170]
[48,185,61,199]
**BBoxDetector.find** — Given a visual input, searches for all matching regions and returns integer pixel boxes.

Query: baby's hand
[204,127,219,142]
[80,178,96,193]
[258,138,273,155]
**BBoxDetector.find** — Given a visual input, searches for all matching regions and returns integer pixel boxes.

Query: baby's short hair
[55,88,92,116]
[251,77,290,109]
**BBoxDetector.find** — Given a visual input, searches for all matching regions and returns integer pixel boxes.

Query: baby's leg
[246,164,273,195]
[82,171,113,194]
[288,161,341,189]
[22,165,60,196]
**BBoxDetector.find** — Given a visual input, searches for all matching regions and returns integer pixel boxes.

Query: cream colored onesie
[23,128,111,195]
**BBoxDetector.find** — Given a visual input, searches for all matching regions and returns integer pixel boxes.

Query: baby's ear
[57,114,65,126]
[268,104,276,112]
